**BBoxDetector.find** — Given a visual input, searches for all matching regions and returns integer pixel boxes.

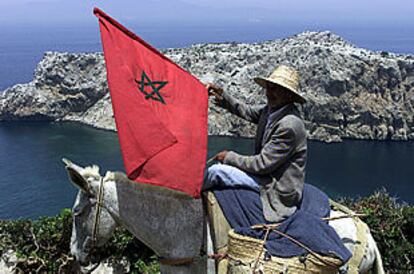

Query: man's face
[265,84,288,107]
[265,85,279,102]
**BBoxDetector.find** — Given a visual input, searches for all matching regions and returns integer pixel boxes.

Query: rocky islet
[0,31,413,142]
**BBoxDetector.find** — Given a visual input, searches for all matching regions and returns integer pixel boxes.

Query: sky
[0,0,413,27]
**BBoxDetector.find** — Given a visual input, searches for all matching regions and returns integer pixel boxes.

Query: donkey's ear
[65,165,90,193]
[62,158,91,193]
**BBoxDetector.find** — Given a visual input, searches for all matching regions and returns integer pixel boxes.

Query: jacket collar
[267,103,296,125]
[262,103,297,144]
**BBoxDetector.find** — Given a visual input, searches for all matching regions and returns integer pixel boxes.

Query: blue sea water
[0,122,413,220]
[0,22,413,219]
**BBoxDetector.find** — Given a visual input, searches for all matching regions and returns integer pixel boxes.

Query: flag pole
[206,156,216,165]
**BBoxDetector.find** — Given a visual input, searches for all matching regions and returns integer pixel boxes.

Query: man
[204,65,307,223]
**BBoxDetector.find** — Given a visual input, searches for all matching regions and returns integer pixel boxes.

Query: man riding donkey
[203,65,307,223]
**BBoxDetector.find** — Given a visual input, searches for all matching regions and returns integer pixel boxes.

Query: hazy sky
[0,0,413,26]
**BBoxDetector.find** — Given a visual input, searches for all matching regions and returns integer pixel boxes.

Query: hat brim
[254,77,306,104]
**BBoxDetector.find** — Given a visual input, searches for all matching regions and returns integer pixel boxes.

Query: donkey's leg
[206,214,217,274]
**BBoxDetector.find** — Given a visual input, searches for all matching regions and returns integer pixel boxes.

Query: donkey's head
[63,158,118,265]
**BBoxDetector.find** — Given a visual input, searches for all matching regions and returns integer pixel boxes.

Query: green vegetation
[0,191,413,273]
[0,209,159,273]
[342,191,414,273]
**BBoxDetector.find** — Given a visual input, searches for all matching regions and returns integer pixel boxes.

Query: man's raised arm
[206,83,264,124]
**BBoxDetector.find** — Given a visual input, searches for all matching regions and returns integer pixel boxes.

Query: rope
[92,177,104,244]
[250,213,366,230]
[322,213,366,221]
[251,227,271,273]
[208,253,228,261]
[247,212,366,269]
[206,156,216,166]
[269,227,339,268]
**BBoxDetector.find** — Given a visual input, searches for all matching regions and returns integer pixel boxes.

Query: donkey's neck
[102,172,205,259]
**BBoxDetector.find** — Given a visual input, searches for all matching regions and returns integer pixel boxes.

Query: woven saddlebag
[226,229,343,274]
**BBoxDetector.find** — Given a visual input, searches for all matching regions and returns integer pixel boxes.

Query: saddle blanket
[212,184,352,263]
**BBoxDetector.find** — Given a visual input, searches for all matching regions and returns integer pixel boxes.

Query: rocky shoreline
[0,31,413,142]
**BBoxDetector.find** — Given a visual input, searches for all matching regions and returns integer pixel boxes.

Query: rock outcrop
[0,250,17,274]
[0,249,130,274]
[1,31,413,142]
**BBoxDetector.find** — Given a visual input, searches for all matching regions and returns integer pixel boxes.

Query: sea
[0,22,413,219]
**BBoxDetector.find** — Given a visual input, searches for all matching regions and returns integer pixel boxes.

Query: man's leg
[203,163,260,191]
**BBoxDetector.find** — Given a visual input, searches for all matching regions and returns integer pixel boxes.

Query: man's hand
[214,150,228,163]
[205,83,224,102]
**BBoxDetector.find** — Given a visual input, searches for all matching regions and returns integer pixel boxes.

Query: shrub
[0,209,159,273]
[0,191,413,273]
[341,191,414,273]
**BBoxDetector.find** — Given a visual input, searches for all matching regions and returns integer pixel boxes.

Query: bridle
[74,176,105,272]
[91,177,105,246]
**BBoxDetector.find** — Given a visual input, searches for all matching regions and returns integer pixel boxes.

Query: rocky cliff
[1,31,413,142]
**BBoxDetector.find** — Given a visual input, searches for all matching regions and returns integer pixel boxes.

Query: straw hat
[254,65,306,104]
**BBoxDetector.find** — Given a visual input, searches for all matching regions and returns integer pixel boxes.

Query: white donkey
[63,159,384,274]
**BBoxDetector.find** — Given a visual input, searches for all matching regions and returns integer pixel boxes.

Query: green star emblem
[135,71,168,105]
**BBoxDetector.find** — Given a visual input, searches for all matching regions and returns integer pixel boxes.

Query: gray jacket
[218,91,307,223]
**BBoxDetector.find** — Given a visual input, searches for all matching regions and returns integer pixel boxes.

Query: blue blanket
[212,184,351,263]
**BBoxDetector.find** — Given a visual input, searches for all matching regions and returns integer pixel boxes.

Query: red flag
[94,8,208,198]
